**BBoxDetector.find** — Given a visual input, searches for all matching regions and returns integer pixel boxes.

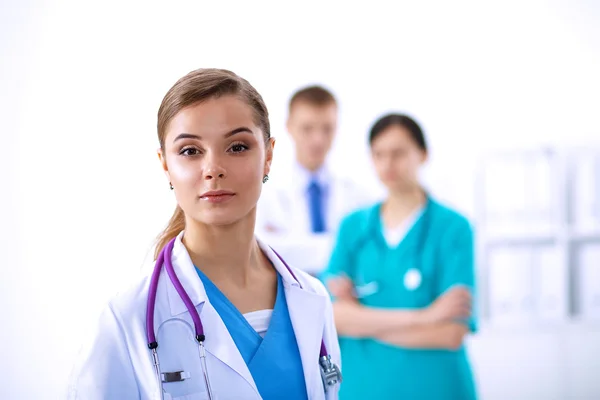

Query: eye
[229,143,249,153]
[180,147,201,156]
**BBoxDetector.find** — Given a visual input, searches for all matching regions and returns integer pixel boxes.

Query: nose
[383,155,394,170]
[314,130,330,146]
[205,171,225,180]
[203,153,227,180]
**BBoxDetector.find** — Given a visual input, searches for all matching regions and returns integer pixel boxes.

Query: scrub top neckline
[195,267,282,341]
[371,201,428,252]
[382,204,425,248]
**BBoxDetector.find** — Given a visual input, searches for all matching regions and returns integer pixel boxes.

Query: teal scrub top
[323,197,478,400]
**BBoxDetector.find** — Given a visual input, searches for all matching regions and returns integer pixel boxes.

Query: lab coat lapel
[284,283,327,400]
[164,232,259,396]
[259,239,327,399]
[200,302,260,395]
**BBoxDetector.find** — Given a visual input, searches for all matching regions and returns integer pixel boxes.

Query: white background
[1,0,600,398]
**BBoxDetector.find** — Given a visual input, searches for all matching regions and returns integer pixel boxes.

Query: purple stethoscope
[146,237,342,400]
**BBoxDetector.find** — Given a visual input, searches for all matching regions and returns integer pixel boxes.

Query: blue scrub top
[196,269,308,400]
[323,197,478,400]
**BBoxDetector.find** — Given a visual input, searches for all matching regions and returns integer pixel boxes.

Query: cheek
[397,158,420,179]
[324,135,335,147]
[372,157,387,172]
[168,158,202,184]
[395,158,409,170]
[233,156,264,187]
[239,162,262,182]
[407,155,422,172]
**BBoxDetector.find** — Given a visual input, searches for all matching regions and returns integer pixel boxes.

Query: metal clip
[319,355,342,390]
[161,371,190,383]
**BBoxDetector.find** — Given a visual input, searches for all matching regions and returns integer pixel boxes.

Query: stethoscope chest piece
[404,268,422,291]
[319,355,342,390]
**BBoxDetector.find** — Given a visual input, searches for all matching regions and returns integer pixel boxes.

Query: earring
[169,182,173,190]
[262,175,269,184]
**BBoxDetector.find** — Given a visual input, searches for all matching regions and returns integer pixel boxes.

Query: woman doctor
[68,68,341,400]
[323,114,477,400]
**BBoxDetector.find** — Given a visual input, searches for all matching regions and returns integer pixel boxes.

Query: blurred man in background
[256,85,371,276]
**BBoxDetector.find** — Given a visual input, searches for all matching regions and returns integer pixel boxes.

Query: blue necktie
[308,179,326,233]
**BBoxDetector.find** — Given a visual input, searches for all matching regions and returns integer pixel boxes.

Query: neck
[382,186,426,227]
[182,210,261,286]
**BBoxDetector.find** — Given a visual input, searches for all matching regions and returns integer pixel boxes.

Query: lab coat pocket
[161,376,210,400]
[157,319,208,399]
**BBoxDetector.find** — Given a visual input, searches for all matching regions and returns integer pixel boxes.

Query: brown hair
[288,85,337,113]
[154,68,271,259]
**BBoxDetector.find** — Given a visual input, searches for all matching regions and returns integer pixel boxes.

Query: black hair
[368,113,427,152]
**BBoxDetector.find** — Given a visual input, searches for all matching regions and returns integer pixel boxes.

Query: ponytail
[154,206,185,260]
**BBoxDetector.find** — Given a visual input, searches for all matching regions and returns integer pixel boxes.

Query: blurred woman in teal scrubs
[323,114,478,400]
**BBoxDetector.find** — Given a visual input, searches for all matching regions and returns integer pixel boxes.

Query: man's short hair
[289,85,337,113]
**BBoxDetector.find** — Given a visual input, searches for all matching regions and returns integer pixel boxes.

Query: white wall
[1,0,599,398]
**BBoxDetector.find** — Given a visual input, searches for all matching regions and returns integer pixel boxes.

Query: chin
[382,179,400,188]
[391,184,419,194]
[198,215,239,227]
[308,156,326,169]
[195,207,254,228]
[382,180,403,190]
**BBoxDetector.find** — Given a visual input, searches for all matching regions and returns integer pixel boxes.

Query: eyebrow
[173,127,253,143]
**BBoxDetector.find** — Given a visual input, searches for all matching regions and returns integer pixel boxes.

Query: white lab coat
[68,232,341,400]
[256,163,373,276]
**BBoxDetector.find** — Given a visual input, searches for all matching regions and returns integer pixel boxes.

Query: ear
[420,150,428,164]
[264,137,276,176]
[286,116,294,136]
[157,148,171,182]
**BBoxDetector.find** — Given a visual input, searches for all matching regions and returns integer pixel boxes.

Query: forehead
[289,101,337,122]
[166,95,258,139]
[372,125,417,149]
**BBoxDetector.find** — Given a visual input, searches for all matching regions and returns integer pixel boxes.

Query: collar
[165,231,306,317]
[383,204,425,233]
[166,231,209,317]
[367,193,433,245]
[292,160,330,193]
[256,236,303,289]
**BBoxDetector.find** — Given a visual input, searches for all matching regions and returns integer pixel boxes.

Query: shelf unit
[474,147,600,328]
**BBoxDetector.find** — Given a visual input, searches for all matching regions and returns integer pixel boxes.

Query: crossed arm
[328,278,472,350]
[326,212,476,350]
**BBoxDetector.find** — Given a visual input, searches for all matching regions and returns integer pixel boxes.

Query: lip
[200,190,235,203]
